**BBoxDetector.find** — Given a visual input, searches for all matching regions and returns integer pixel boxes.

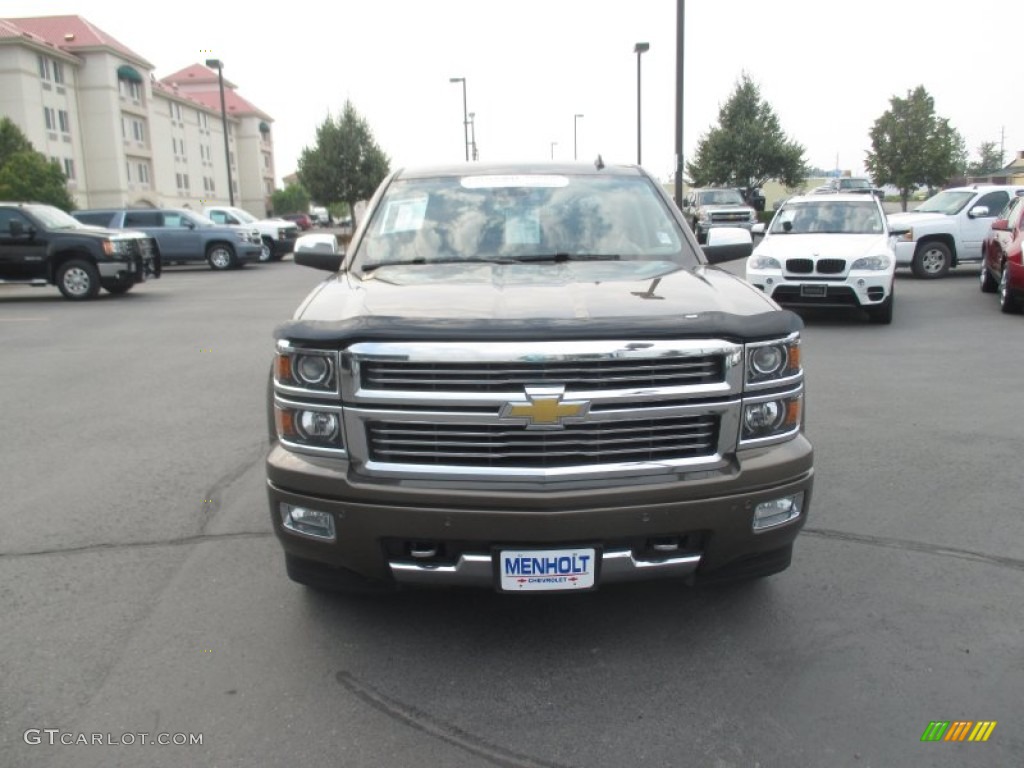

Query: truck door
[0,208,48,280]
[964,190,1010,259]
[158,211,203,262]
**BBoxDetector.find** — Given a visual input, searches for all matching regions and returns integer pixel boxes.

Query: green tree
[686,74,807,194]
[966,141,1004,177]
[271,182,310,215]
[0,117,75,210]
[297,100,389,222]
[865,86,965,211]
[0,117,34,164]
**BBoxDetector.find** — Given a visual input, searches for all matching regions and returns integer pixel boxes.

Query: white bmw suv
[746,194,896,324]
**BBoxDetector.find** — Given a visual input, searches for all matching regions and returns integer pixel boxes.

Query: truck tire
[999,268,1021,314]
[911,241,951,279]
[259,238,274,263]
[206,244,236,271]
[56,259,101,300]
[102,278,135,295]
[979,261,998,293]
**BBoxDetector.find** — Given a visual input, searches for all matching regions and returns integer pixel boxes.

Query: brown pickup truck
[266,162,814,594]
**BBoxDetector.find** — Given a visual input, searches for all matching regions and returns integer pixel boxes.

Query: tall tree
[686,74,807,195]
[297,101,389,223]
[270,182,310,216]
[865,86,965,211]
[0,118,75,210]
[966,141,1004,177]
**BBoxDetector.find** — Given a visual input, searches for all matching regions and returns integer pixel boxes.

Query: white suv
[747,194,895,324]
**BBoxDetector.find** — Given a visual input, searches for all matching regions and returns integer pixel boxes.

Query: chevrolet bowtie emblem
[500,386,590,430]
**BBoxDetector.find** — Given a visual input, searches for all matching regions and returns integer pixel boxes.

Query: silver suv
[682,188,757,243]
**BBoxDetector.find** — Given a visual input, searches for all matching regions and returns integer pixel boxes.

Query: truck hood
[754,233,891,260]
[277,260,801,343]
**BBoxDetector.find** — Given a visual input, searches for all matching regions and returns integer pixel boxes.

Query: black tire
[911,241,951,279]
[867,291,894,324]
[999,267,1021,314]
[697,544,794,587]
[206,243,236,271]
[284,554,395,594]
[56,259,101,300]
[259,238,274,263]
[979,261,998,293]
[102,278,135,295]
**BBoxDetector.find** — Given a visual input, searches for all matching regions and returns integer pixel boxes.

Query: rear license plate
[498,548,596,592]
[800,284,827,297]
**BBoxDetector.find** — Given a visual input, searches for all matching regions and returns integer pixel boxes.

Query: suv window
[162,212,191,228]
[698,190,744,206]
[124,211,162,227]
[73,212,114,227]
[0,208,31,234]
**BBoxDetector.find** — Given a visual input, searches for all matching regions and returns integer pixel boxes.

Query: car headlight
[749,255,781,270]
[740,392,803,444]
[274,348,337,393]
[234,231,248,242]
[851,255,890,270]
[274,403,345,453]
[745,335,801,387]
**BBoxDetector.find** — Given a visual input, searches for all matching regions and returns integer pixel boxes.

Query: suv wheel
[912,241,951,279]
[57,259,101,300]
[999,267,1021,314]
[980,261,998,293]
[207,244,236,271]
[259,238,273,262]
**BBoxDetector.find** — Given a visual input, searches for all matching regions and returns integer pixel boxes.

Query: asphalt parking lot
[1,259,1021,767]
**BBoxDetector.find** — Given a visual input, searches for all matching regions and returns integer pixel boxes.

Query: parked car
[888,184,1024,278]
[267,161,813,594]
[747,193,895,324]
[203,206,299,262]
[681,187,758,243]
[980,194,1024,313]
[280,213,314,231]
[73,208,261,270]
[0,202,159,299]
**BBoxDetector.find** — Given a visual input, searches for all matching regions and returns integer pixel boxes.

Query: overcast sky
[7,1,1019,186]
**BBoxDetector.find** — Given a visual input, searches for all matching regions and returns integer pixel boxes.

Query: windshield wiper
[361,257,522,272]
[502,253,622,263]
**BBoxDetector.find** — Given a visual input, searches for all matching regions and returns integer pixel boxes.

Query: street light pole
[633,42,649,166]
[674,0,685,208]
[574,113,584,160]
[205,58,234,206]
[550,141,558,160]
[449,77,469,161]
[468,112,478,161]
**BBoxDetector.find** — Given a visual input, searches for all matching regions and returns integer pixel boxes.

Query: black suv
[0,202,159,300]
[73,208,262,270]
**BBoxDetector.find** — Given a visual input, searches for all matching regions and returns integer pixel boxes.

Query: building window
[126,162,132,182]
[118,78,142,102]
[53,61,65,85]
[170,102,182,121]
[43,107,56,131]
[62,158,75,179]
[263,153,270,168]
[197,110,209,130]
[37,54,51,80]
[176,173,190,191]
[137,163,150,185]
[131,119,145,143]
[58,110,71,134]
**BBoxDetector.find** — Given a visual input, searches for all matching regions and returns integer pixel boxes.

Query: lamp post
[204,58,234,206]
[574,113,584,160]
[468,112,478,161]
[550,141,558,160]
[633,42,649,166]
[449,77,469,161]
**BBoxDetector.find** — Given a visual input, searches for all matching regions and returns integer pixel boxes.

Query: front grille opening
[367,415,720,469]
[360,356,725,393]
[867,286,885,301]
[816,259,846,274]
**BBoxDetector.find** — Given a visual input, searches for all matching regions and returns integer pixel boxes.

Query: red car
[280,213,314,231]
[980,194,1024,313]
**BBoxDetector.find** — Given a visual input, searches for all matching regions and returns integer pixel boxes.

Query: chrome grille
[367,414,719,468]
[710,212,750,222]
[360,357,724,393]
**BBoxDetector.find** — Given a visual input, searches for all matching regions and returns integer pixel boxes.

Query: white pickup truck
[888,185,1024,278]
[203,206,300,262]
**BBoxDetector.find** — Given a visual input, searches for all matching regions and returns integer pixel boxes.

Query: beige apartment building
[0,15,277,215]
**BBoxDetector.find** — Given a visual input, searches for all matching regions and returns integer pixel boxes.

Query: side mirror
[968,205,990,219]
[702,227,753,264]
[889,226,911,238]
[294,233,343,272]
[751,222,766,235]
[991,219,1009,232]
[9,219,24,237]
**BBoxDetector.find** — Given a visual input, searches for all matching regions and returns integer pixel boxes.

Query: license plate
[498,547,596,592]
[800,284,827,297]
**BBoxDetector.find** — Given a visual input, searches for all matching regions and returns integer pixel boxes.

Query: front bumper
[748,270,893,309]
[237,243,263,264]
[273,235,299,255]
[697,220,756,235]
[266,435,814,589]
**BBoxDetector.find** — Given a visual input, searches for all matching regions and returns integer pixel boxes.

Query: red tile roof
[160,63,236,89]
[2,15,152,67]
[159,65,270,121]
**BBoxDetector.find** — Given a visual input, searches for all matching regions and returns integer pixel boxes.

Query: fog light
[297,410,339,441]
[752,493,803,532]
[280,503,336,541]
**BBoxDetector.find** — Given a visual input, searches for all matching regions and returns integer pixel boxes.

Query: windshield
[27,204,83,230]
[224,207,257,223]
[914,190,974,215]
[769,200,884,235]
[352,174,691,272]
[840,178,871,190]
[697,189,744,206]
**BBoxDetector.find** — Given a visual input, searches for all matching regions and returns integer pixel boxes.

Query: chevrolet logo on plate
[500,386,590,430]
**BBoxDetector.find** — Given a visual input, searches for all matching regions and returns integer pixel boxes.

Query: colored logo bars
[921,721,997,742]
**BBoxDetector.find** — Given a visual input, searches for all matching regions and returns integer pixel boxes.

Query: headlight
[851,255,890,270]
[740,393,802,444]
[234,231,248,242]
[275,403,345,453]
[275,349,337,393]
[745,336,800,386]
[749,255,781,270]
